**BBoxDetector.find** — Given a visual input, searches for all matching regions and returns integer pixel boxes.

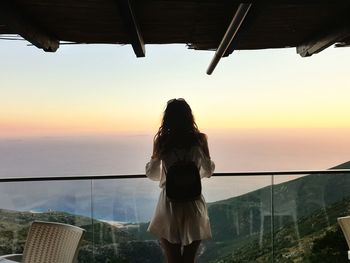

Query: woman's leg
[183,240,201,263]
[160,238,182,263]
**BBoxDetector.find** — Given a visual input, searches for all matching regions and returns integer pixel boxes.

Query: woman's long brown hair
[153,99,209,159]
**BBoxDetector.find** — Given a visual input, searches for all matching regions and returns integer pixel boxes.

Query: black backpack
[165,151,201,202]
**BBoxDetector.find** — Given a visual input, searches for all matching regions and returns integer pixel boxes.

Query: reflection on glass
[201,176,273,262]
[91,178,162,262]
[273,172,350,262]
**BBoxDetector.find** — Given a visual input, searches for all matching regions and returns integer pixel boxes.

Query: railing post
[90,180,95,263]
[271,174,275,263]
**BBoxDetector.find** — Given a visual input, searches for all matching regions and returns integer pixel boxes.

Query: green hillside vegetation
[207,197,350,262]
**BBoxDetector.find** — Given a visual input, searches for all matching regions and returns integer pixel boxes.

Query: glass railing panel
[91,178,163,262]
[0,180,93,262]
[200,175,273,262]
[91,176,274,262]
[273,172,350,262]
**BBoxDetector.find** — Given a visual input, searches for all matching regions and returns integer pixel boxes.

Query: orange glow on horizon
[1,95,350,138]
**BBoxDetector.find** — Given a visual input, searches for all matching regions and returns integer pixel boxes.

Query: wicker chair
[338,216,350,260]
[0,221,85,263]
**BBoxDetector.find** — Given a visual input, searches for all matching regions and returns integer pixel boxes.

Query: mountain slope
[201,161,350,262]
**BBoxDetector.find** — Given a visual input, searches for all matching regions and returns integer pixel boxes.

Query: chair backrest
[338,216,350,248]
[22,221,85,263]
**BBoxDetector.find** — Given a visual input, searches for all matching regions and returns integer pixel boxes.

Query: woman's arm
[198,133,215,178]
[200,133,210,158]
[146,138,162,181]
[146,157,162,181]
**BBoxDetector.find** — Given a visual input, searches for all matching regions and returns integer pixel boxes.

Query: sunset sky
[1,40,350,137]
[1,40,350,172]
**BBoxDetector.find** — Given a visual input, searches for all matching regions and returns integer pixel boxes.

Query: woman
[146,98,215,263]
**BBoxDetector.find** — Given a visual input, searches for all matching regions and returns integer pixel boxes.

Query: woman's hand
[152,139,159,159]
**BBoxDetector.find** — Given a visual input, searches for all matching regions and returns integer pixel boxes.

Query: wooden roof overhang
[1,0,350,74]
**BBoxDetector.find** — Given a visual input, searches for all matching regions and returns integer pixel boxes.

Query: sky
[1,40,350,173]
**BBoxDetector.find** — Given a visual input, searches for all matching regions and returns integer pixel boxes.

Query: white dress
[146,145,215,246]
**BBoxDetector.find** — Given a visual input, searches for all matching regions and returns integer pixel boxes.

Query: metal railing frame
[1,169,350,182]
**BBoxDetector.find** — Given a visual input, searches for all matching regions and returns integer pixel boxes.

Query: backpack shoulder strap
[164,149,187,175]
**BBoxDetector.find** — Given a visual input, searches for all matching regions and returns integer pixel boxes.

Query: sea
[1,131,350,222]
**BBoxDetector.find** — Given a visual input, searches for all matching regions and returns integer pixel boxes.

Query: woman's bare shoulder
[196,132,209,145]
[197,132,208,141]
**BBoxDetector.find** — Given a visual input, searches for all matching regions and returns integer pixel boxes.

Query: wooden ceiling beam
[0,2,59,52]
[297,26,350,57]
[116,0,145,57]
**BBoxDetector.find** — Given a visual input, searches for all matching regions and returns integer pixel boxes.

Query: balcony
[1,169,350,262]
